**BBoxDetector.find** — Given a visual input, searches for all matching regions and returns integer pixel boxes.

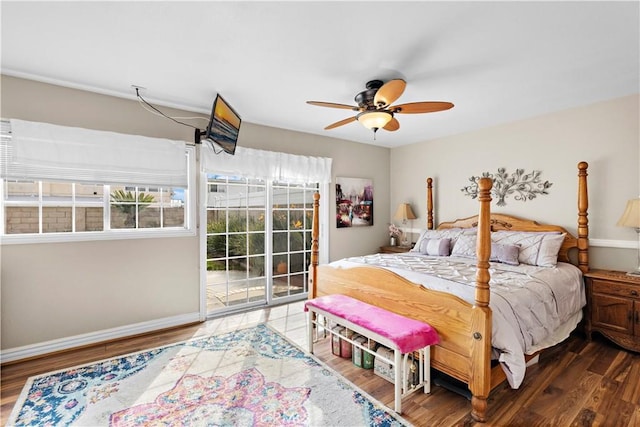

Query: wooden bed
[308,161,589,422]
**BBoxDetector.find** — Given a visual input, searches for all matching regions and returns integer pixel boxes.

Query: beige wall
[390,94,640,270]
[0,75,390,350]
[1,237,199,347]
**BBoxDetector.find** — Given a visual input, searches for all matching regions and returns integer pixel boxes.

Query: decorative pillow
[490,243,520,266]
[491,231,565,267]
[535,233,566,267]
[417,237,451,256]
[411,228,467,253]
[451,234,477,259]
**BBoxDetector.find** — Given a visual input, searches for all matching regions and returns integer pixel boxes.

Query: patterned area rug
[7,324,409,426]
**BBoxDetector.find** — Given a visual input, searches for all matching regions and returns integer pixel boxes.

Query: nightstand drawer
[592,279,640,299]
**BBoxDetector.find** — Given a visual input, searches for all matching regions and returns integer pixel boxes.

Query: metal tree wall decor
[461,168,552,206]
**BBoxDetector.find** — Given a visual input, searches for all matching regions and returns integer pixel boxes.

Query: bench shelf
[305,294,439,414]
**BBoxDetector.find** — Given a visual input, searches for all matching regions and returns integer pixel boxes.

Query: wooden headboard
[423,162,589,272]
[437,214,578,264]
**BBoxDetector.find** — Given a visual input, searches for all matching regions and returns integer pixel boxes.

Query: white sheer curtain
[1,119,188,187]
[201,145,332,184]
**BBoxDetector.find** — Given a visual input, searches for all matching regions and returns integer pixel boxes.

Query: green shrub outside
[206,210,310,274]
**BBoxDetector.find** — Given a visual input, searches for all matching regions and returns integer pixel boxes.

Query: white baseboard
[0,312,201,364]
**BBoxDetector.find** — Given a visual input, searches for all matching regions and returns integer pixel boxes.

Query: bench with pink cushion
[305,294,440,414]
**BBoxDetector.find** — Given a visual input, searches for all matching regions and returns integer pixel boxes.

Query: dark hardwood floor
[316,331,640,426]
[1,302,639,426]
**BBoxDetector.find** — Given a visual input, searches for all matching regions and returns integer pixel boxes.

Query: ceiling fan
[306,79,454,137]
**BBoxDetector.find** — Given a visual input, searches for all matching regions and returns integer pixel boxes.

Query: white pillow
[449,236,522,266]
[491,231,565,267]
[411,228,468,253]
[449,235,523,266]
[451,234,477,258]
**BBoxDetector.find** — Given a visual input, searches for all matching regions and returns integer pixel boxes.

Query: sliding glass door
[272,182,317,300]
[205,175,318,315]
[206,175,267,312]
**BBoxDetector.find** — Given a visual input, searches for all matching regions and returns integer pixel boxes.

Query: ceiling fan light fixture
[357,111,392,130]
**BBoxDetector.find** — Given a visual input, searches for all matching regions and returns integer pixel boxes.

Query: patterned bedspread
[330,253,586,388]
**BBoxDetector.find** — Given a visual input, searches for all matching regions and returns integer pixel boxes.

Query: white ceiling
[1,1,638,148]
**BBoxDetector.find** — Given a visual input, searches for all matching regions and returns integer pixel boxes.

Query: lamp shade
[617,198,640,228]
[357,111,393,130]
[394,203,417,221]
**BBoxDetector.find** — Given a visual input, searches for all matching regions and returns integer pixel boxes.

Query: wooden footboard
[312,265,483,379]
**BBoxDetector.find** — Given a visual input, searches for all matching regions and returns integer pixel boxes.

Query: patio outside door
[271,182,316,301]
[204,175,318,315]
[205,175,267,313]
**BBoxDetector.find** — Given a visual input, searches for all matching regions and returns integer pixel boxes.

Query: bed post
[470,177,492,423]
[577,162,589,273]
[427,177,434,230]
[309,192,320,299]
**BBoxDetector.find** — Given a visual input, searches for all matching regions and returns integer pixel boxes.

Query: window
[109,185,185,229]
[2,179,190,237]
[3,180,104,234]
[1,119,193,242]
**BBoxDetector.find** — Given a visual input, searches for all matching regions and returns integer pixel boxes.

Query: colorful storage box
[352,334,374,369]
[330,325,353,358]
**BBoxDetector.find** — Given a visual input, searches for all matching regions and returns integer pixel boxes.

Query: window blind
[1,119,188,187]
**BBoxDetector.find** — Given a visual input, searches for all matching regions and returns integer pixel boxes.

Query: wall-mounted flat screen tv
[205,94,241,155]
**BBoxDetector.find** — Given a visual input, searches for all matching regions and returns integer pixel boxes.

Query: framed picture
[335,177,374,228]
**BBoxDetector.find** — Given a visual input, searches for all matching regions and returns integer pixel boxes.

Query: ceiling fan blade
[325,116,357,130]
[391,101,454,114]
[383,117,400,131]
[307,101,359,111]
[373,79,406,108]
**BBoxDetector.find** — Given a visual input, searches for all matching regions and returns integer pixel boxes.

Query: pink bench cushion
[305,294,439,353]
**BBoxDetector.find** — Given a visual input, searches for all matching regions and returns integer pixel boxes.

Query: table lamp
[394,203,416,247]
[616,198,640,276]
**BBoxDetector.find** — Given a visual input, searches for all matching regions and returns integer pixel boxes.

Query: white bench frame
[306,305,432,414]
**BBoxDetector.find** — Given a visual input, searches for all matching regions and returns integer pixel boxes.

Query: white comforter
[330,253,586,388]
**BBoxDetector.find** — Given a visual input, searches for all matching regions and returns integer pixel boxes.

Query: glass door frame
[198,165,329,319]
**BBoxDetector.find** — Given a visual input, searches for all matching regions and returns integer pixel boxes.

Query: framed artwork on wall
[335,177,374,228]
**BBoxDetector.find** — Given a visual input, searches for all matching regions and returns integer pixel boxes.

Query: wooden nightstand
[584,269,640,352]
[379,245,412,254]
